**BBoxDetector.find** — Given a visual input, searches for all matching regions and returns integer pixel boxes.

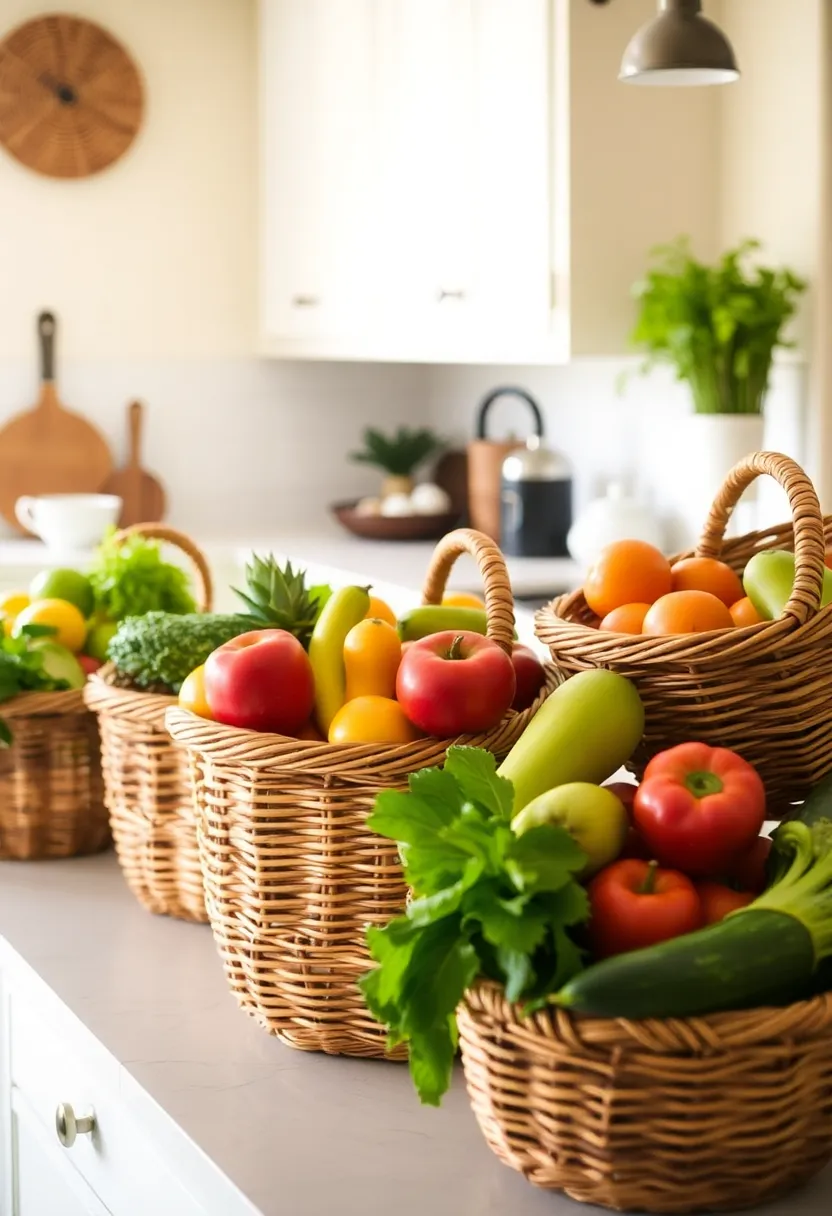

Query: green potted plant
[350,426,443,499]
[630,236,806,534]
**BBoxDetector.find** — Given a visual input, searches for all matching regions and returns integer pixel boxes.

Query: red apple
[510,644,546,711]
[603,780,638,820]
[395,630,516,738]
[204,629,314,734]
[78,654,103,677]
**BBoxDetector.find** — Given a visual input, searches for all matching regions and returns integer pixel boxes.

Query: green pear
[512,782,629,876]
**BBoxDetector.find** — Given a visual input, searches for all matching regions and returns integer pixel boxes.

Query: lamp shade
[619,0,740,87]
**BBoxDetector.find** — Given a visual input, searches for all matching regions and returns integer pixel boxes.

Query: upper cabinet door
[260,0,375,341]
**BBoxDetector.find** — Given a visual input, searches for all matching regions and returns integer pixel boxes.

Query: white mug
[15,494,123,550]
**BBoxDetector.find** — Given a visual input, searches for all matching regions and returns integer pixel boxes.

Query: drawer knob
[55,1102,95,1148]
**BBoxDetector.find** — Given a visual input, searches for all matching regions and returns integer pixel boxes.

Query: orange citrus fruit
[670,557,744,607]
[584,540,672,618]
[443,591,486,610]
[365,595,397,627]
[178,665,214,720]
[642,590,733,636]
[344,618,402,700]
[328,696,422,745]
[13,598,87,652]
[730,596,764,628]
[598,602,651,634]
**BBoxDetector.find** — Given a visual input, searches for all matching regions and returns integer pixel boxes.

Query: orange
[670,557,744,607]
[328,695,422,745]
[365,595,397,627]
[730,596,764,628]
[13,598,87,652]
[178,665,214,720]
[344,618,402,700]
[598,602,651,634]
[642,590,733,636]
[443,591,486,610]
[584,540,672,618]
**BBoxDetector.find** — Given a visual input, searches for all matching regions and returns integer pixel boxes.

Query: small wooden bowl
[330,500,461,541]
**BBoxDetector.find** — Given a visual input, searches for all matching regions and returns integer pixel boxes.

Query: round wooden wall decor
[0,13,144,179]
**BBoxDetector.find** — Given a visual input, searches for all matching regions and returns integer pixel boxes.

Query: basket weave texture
[535,452,832,816]
[165,528,554,1060]
[458,982,832,1214]
[0,688,107,859]
[84,523,213,922]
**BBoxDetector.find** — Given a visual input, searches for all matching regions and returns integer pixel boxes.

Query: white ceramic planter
[680,413,765,546]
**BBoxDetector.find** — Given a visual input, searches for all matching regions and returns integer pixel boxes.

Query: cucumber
[397,606,489,641]
[795,771,832,828]
[557,910,815,1019]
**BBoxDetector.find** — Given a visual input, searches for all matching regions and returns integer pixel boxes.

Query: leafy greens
[359,746,589,1105]
[0,624,75,744]
[88,529,197,622]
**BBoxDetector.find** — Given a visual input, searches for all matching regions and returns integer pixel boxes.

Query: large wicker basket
[0,687,107,859]
[536,452,832,817]
[165,529,554,1060]
[84,524,214,922]
[458,982,832,1214]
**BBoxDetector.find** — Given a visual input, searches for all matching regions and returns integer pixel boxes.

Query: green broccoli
[108,612,260,693]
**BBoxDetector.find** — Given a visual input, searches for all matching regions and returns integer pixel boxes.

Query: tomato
[13,598,87,652]
[599,602,651,634]
[729,596,764,628]
[204,629,314,734]
[695,880,755,925]
[396,630,515,737]
[670,557,744,607]
[178,664,214,720]
[726,834,772,894]
[588,859,702,960]
[78,654,103,677]
[328,695,422,745]
[510,644,546,711]
[442,591,486,610]
[633,742,766,877]
[584,540,672,619]
[365,596,397,627]
[344,618,401,701]
[642,589,733,635]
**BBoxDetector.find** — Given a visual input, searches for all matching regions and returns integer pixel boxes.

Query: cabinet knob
[437,288,466,302]
[292,294,320,307]
[55,1102,96,1148]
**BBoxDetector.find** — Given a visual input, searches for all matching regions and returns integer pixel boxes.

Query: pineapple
[350,427,443,498]
[233,554,329,649]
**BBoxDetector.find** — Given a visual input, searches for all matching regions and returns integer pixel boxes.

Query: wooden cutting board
[0,312,113,532]
[102,400,166,526]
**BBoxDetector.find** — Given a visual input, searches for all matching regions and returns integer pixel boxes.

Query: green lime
[30,568,95,619]
[32,641,86,690]
[85,620,119,663]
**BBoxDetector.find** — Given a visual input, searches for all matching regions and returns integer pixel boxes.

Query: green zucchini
[556,910,815,1019]
[397,606,489,641]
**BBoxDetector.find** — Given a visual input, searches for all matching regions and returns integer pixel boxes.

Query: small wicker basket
[165,528,554,1060]
[535,452,832,816]
[84,524,214,922]
[0,687,107,859]
[458,982,832,1214]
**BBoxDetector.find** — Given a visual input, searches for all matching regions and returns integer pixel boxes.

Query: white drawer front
[12,1086,112,1215]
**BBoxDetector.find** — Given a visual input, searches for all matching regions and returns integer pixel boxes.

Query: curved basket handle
[113,523,213,612]
[420,528,514,653]
[696,451,825,624]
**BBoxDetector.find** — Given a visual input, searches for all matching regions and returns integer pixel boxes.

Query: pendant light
[619,0,740,87]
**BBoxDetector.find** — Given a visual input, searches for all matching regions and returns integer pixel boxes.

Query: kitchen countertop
[0,853,828,1216]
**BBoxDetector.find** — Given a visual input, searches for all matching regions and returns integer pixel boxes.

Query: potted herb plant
[631,237,806,532]
[350,426,443,500]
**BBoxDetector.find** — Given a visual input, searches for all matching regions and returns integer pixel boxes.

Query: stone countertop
[0,855,827,1216]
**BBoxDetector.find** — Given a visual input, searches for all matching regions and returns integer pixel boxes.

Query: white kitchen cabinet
[258,0,718,363]
[12,1090,111,1216]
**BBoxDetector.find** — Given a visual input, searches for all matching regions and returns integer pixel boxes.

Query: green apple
[32,640,86,690]
[30,568,95,619]
[85,620,119,663]
[512,782,629,877]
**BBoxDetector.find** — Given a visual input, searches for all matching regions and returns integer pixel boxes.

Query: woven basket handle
[420,528,515,653]
[113,523,213,612]
[696,451,825,624]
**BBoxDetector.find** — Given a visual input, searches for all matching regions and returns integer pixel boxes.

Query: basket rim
[2,686,89,718]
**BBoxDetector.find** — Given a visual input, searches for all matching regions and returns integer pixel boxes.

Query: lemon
[13,598,88,653]
[0,590,30,636]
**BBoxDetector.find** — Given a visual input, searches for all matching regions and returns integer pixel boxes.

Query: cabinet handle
[56,1102,96,1148]
[437,289,466,302]
[292,294,320,308]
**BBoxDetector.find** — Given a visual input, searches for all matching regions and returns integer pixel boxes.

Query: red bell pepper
[633,742,765,877]
[588,858,702,960]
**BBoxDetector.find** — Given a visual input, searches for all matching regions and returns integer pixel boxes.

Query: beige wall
[0,0,257,359]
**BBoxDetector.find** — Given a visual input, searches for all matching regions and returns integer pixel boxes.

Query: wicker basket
[536,451,832,817]
[84,523,213,922]
[165,528,554,1060]
[458,981,832,1214]
[0,687,107,859]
